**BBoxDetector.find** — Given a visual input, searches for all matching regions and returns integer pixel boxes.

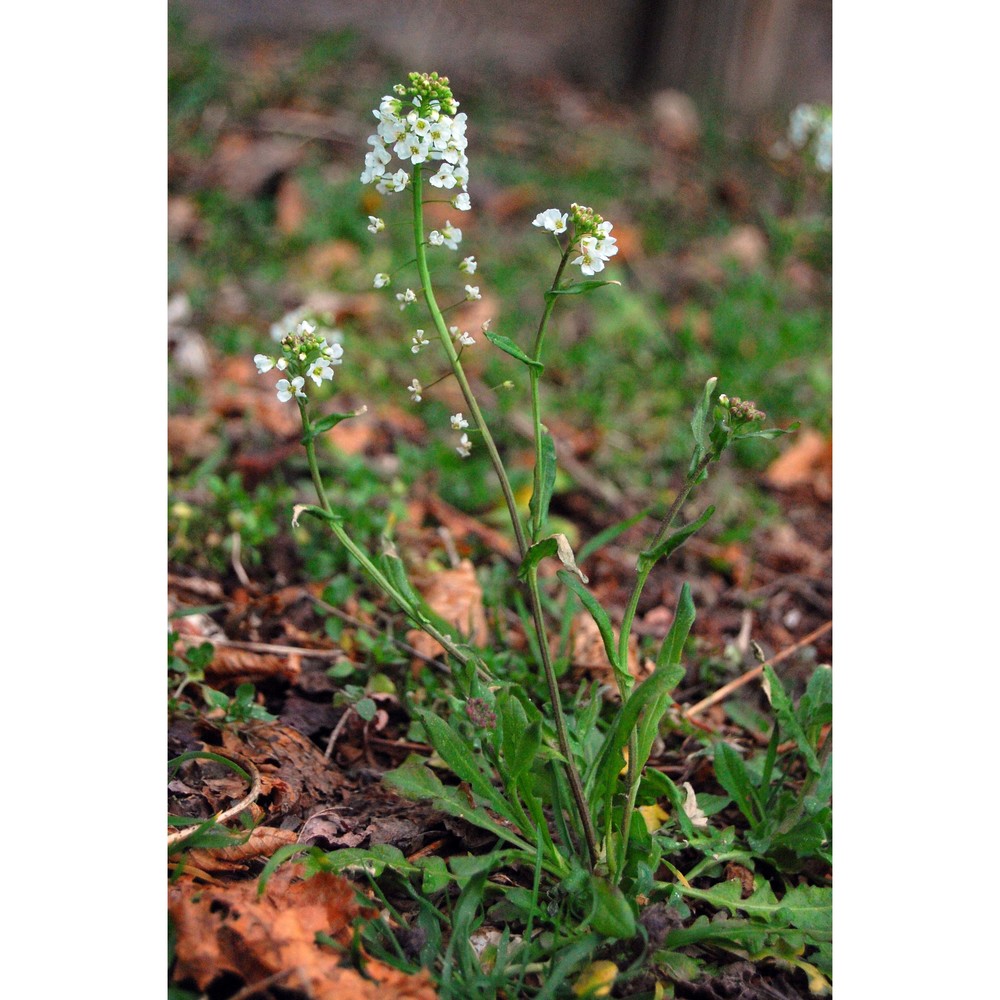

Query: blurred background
[172,0,831,112]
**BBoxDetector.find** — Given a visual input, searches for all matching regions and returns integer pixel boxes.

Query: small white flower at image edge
[367,215,385,234]
[407,378,423,402]
[453,192,471,211]
[396,288,417,310]
[464,284,481,301]
[450,412,469,430]
[411,329,430,354]
[374,272,391,288]
[254,354,275,374]
[459,256,477,274]
[681,782,710,829]
[456,433,472,457]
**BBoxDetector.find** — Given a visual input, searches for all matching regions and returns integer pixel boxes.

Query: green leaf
[713,742,760,826]
[588,663,685,801]
[383,757,533,851]
[415,855,451,893]
[323,845,418,878]
[414,709,515,819]
[589,876,636,938]
[484,330,543,371]
[761,666,821,774]
[557,571,620,673]
[354,697,377,722]
[519,534,587,583]
[656,582,695,667]
[544,279,621,298]
[309,408,366,440]
[529,432,558,538]
[690,376,718,452]
[734,421,800,442]
[637,506,715,575]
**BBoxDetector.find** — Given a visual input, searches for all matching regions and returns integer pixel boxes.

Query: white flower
[396,288,417,310]
[428,162,457,188]
[533,208,568,234]
[441,220,462,249]
[276,376,307,403]
[450,412,469,430]
[322,341,345,364]
[406,378,423,402]
[275,357,288,371]
[572,237,605,276]
[464,284,481,301]
[254,354,275,374]
[459,256,477,274]
[456,433,472,458]
[367,216,385,234]
[458,331,475,346]
[682,782,709,829]
[411,329,430,353]
[374,273,391,288]
[453,192,471,211]
[428,230,445,246]
[297,319,316,335]
[306,357,334,386]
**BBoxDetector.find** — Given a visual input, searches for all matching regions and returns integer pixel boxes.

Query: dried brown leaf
[199,643,300,683]
[186,826,298,872]
[765,429,832,500]
[170,869,438,999]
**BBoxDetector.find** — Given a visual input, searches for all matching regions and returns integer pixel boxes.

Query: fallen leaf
[186,826,298,872]
[170,868,436,999]
[765,429,832,500]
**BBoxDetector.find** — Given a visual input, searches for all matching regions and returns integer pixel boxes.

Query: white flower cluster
[361,72,470,197]
[532,204,619,276]
[254,319,344,403]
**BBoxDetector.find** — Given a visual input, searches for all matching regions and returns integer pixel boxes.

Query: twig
[684,620,832,720]
[227,969,296,1000]
[205,636,345,659]
[167,749,262,848]
[324,707,355,759]
[230,531,252,589]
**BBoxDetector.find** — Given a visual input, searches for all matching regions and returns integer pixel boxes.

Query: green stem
[411,168,598,869]
[613,450,715,881]
[528,242,572,541]
[410,165,527,557]
[298,403,484,676]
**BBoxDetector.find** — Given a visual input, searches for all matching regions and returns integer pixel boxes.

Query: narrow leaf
[656,582,696,667]
[485,330,544,371]
[544,279,621,298]
[690,376,718,450]
[713,742,759,825]
[415,708,515,818]
[638,505,715,573]
[557,570,620,672]
[761,665,821,773]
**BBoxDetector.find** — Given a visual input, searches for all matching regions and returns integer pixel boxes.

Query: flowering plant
[254,72,793,893]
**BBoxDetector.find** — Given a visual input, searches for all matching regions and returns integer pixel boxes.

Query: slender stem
[410,165,528,557]
[613,450,715,881]
[528,243,572,541]
[298,404,486,677]
[411,168,598,868]
[526,568,599,867]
